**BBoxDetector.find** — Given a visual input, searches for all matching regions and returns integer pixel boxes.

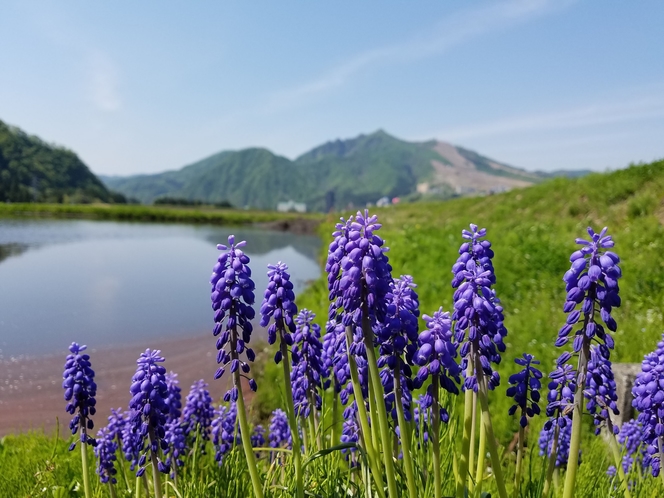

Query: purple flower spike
[94,426,118,484]
[63,342,97,450]
[414,308,460,422]
[291,309,330,418]
[182,380,215,443]
[268,408,292,449]
[451,225,506,392]
[260,262,298,362]
[212,403,241,464]
[506,353,542,427]
[544,361,576,429]
[211,235,257,399]
[164,372,182,422]
[585,346,619,434]
[606,419,645,478]
[539,417,576,468]
[127,349,170,476]
[163,418,186,476]
[555,227,621,357]
[632,334,664,477]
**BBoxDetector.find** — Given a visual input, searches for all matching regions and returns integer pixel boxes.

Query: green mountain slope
[102,130,559,210]
[295,158,664,437]
[0,120,119,203]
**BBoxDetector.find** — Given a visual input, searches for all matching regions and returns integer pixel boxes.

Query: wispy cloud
[266,0,571,111]
[87,50,122,112]
[435,92,664,141]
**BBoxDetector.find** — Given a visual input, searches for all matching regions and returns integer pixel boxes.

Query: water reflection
[0,219,321,357]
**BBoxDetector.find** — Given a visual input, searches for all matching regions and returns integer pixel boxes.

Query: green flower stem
[474,412,487,498]
[135,476,142,498]
[562,342,590,498]
[457,350,476,498]
[542,423,559,497]
[345,326,386,498]
[514,420,525,498]
[279,339,305,498]
[468,392,478,494]
[367,376,382,452]
[231,351,265,498]
[394,359,418,498]
[476,360,508,498]
[607,422,632,498]
[141,474,150,497]
[331,390,339,448]
[148,428,163,498]
[80,424,92,498]
[361,320,399,498]
[431,376,442,498]
[109,482,117,498]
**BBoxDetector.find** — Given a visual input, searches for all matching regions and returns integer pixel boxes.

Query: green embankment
[0,202,323,226]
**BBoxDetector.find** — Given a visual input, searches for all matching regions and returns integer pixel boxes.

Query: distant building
[276,200,307,213]
[376,196,391,207]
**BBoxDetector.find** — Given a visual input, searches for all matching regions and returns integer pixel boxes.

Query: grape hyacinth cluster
[607,419,644,477]
[63,342,97,450]
[451,224,506,392]
[127,349,170,476]
[94,426,118,485]
[632,336,664,477]
[506,353,542,427]
[212,403,240,464]
[259,262,298,363]
[268,409,292,449]
[163,418,186,475]
[164,372,182,422]
[182,380,215,441]
[585,346,619,434]
[555,226,621,357]
[539,417,575,468]
[415,308,461,421]
[210,235,258,400]
[291,309,329,418]
[544,358,576,429]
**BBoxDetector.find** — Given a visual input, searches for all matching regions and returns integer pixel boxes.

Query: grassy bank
[0,202,323,227]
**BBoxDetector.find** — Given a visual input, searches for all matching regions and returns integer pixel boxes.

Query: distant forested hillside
[103,130,570,211]
[0,120,122,203]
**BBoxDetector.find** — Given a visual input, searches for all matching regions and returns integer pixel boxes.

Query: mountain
[101,130,581,211]
[0,119,121,203]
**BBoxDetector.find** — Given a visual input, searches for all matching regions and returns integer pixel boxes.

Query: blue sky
[1,0,663,176]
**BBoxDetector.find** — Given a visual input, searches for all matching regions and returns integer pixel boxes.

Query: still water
[0,219,321,357]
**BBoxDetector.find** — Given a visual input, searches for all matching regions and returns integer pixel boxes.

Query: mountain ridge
[103,130,569,211]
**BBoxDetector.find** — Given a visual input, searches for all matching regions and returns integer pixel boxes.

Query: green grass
[2,159,664,497]
[0,202,323,226]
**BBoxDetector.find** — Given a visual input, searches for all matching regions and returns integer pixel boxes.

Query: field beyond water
[2,159,664,497]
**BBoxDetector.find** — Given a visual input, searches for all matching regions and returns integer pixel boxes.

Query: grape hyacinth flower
[210,235,263,497]
[127,348,169,497]
[94,426,118,486]
[539,417,575,468]
[260,262,297,361]
[506,353,542,493]
[259,261,304,497]
[63,342,97,498]
[164,372,182,422]
[507,353,542,428]
[452,224,508,498]
[269,409,292,449]
[212,403,240,464]
[632,336,664,480]
[554,227,622,498]
[121,411,142,471]
[211,235,257,397]
[252,425,266,448]
[340,402,361,466]
[326,211,398,498]
[607,419,644,478]
[585,345,619,435]
[291,309,329,418]
[163,418,186,478]
[63,343,97,450]
[182,379,215,443]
